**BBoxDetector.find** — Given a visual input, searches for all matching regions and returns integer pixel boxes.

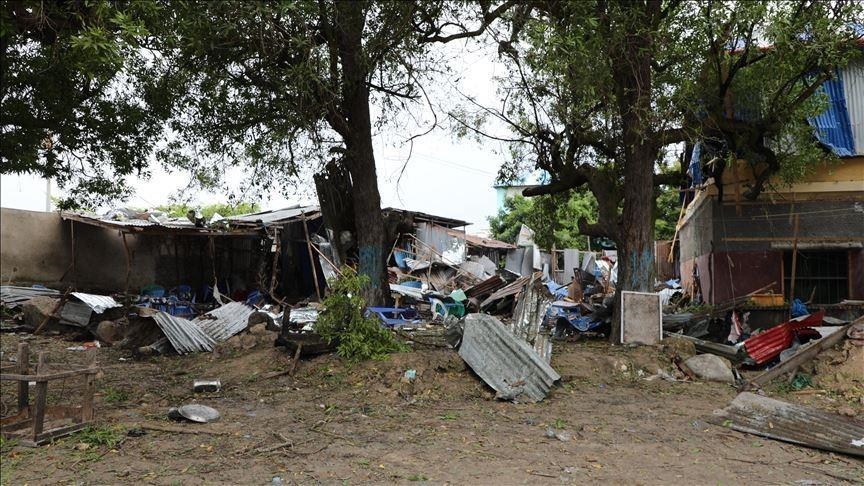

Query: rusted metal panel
[711,392,864,457]
[743,311,824,364]
[480,274,536,310]
[458,313,560,403]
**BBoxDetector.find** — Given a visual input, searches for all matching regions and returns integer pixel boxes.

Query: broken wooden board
[710,392,864,457]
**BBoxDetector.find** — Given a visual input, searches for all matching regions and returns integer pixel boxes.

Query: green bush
[314,268,406,363]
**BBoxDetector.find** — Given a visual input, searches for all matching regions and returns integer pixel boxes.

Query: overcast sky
[1,42,513,233]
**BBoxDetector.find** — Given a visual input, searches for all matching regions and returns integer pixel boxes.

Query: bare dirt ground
[1,329,862,485]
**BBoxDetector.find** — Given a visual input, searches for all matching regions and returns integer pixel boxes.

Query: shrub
[314,268,406,363]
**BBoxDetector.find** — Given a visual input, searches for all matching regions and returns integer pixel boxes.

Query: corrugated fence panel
[712,392,864,457]
[459,314,560,403]
[151,311,216,354]
[841,58,864,156]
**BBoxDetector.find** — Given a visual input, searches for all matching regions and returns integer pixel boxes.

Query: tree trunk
[608,2,660,343]
[334,0,389,306]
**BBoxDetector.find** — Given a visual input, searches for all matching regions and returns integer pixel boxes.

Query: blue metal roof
[808,71,856,156]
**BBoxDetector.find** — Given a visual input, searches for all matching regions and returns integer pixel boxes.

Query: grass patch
[73,425,125,449]
[103,386,130,404]
[407,473,428,481]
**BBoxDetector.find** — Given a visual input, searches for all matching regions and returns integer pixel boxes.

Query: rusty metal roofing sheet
[1,286,61,308]
[743,311,824,364]
[711,392,864,457]
[150,311,216,354]
[464,275,506,298]
[479,273,537,310]
[193,302,254,342]
[459,313,560,403]
[71,292,121,314]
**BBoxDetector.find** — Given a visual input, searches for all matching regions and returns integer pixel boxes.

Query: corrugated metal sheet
[480,274,536,310]
[711,392,864,457]
[227,205,319,225]
[416,222,466,265]
[841,58,864,155]
[459,314,560,403]
[0,286,61,308]
[193,302,254,342]
[150,311,216,354]
[464,275,506,298]
[743,311,824,364]
[71,292,121,314]
[509,274,554,363]
[809,73,856,156]
[57,301,92,327]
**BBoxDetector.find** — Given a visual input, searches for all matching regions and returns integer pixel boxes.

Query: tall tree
[459,0,861,340]
[152,0,513,304]
[1,0,169,208]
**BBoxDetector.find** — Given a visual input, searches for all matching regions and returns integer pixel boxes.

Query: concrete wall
[1,208,72,287]
[1,208,264,295]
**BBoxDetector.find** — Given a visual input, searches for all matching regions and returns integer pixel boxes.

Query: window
[783,250,849,304]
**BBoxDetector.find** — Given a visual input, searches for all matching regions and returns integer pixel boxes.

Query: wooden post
[81,352,97,422]
[70,220,77,287]
[789,214,800,319]
[32,352,48,439]
[122,232,132,297]
[17,342,29,414]
[301,212,323,301]
[268,228,281,298]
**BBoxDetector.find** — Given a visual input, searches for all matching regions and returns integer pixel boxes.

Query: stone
[94,320,120,345]
[22,296,61,330]
[682,354,735,383]
[239,334,258,349]
[249,323,268,335]
[837,406,857,418]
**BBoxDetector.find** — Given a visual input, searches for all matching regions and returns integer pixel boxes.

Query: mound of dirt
[813,341,864,403]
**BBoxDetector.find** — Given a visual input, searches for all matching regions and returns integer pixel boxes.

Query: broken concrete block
[22,296,61,330]
[683,354,735,383]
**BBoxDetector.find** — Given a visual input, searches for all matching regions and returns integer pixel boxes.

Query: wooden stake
[122,232,132,297]
[33,287,71,335]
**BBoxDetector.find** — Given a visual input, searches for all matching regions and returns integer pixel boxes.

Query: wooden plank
[17,342,29,414]
[1,367,98,382]
[745,320,858,390]
[81,354,97,421]
[722,236,864,242]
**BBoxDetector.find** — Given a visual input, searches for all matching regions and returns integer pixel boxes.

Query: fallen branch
[137,423,228,436]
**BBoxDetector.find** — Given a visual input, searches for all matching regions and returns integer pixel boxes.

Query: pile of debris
[0,284,282,356]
